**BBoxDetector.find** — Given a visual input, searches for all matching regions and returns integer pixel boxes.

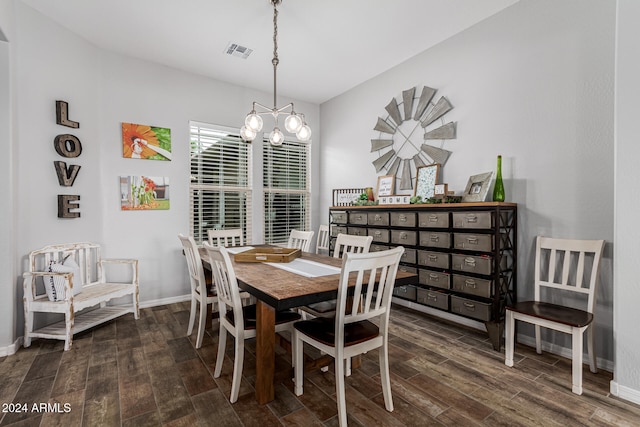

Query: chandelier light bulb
[269,127,284,146]
[296,124,312,142]
[284,113,303,133]
[245,112,263,132]
[240,125,256,142]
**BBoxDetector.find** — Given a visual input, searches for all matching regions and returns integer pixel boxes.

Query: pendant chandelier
[240,0,311,146]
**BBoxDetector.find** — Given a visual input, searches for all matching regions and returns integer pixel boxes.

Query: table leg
[255,300,276,404]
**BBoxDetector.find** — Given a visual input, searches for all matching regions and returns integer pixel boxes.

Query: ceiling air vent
[225,42,253,59]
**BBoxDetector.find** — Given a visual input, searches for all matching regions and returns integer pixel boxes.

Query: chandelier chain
[272,3,279,108]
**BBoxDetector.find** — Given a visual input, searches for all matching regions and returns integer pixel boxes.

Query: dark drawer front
[368,228,390,243]
[418,250,450,269]
[400,248,417,265]
[390,212,416,227]
[451,274,492,298]
[417,288,449,310]
[370,244,390,252]
[452,211,493,229]
[368,212,390,226]
[453,233,494,252]
[419,231,451,249]
[331,226,347,237]
[418,269,450,289]
[348,212,368,225]
[450,296,492,321]
[347,227,368,237]
[391,230,417,246]
[451,254,494,275]
[332,211,348,224]
[399,265,417,274]
[393,285,416,301]
[418,212,449,228]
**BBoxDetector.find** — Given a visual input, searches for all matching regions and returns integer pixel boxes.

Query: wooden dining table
[199,245,416,404]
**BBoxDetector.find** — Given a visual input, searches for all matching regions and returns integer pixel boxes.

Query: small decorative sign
[379,195,411,205]
[333,188,365,206]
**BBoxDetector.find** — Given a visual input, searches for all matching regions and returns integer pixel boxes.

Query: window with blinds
[190,122,252,244]
[263,139,311,245]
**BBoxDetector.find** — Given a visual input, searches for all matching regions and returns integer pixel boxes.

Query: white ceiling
[22,0,519,104]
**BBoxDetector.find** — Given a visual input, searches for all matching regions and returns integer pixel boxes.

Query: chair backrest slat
[333,233,373,259]
[335,247,404,339]
[534,236,605,313]
[288,229,314,252]
[204,243,244,330]
[316,224,330,254]
[178,234,207,294]
[208,228,244,247]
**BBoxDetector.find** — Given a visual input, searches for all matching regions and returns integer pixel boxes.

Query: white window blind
[190,122,252,244]
[263,139,311,245]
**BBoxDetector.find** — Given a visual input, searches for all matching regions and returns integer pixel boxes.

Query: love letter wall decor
[54,100,81,218]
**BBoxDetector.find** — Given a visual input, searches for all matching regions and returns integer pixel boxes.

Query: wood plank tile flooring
[2,302,639,426]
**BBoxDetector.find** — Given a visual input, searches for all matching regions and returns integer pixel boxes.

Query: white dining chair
[208,228,244,247]
[504,236,605,395]
[204,243,301,403]
[178,233,216,349]
[293,246,404,427]
[287,229,314,252]
[316,224,330,254]
[303,233,374,318]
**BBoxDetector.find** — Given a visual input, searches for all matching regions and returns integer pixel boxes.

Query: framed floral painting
[122,122,172,160]
[120,176,170,210]
[414,164,440,200]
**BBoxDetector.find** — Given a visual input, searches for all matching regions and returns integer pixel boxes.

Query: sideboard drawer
[419,231,451,249]
[450,296,492,321]
[348,212,368,225]
[347,227,368,237]
[391,230,417,246]
[400,248,417,264]
[391,212,416,227]
[398,265,417,274]
[393,285,416,301]
[453,233,494,252]
[417,288,449,310]
[332,211,348,224]
[368,228,390,243]
[368,212,390,226]
[331,226,347,237]
[418,250,450,269]
[418,212,449,228]
[370,244,390,252]
[452,211,493,229]
[418,269,450,289]
[451,254,505,275]
[451,274,492,298]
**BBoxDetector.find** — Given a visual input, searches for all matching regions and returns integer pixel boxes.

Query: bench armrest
[99,258,139,285]
[23,271,74,302]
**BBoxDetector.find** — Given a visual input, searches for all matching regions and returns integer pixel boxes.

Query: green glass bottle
[492,155,505,202]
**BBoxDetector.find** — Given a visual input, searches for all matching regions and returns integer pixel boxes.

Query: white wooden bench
[23,242,139,350]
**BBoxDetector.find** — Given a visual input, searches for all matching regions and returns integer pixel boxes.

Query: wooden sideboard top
[330,202,517,210]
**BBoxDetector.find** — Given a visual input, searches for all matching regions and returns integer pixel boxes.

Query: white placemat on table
[265,258,341,278]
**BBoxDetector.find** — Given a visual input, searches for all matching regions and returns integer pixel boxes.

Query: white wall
[0,0,15,355]
[612,0,640,404]
[320,0,616,364]
[3,1,319,349]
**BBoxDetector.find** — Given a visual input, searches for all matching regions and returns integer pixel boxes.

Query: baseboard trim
[0,337,23,357]
[610,381,640,405]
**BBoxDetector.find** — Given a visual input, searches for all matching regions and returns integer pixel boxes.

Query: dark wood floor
[2,302,639,426]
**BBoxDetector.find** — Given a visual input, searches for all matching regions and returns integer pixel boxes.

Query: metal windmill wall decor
[371,86,457,191]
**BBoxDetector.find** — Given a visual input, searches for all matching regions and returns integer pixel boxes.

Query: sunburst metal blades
[387,157,401,176]
[370,139,394,152]
[421,144,452,166]
[399,159,413,190]
[421,96,453,128]
[414,86,436,120]
[402,87,416,122]
[385,98,403,127]
[372,149,395,172]
[424,122,457,140]
[374,117,396,134]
